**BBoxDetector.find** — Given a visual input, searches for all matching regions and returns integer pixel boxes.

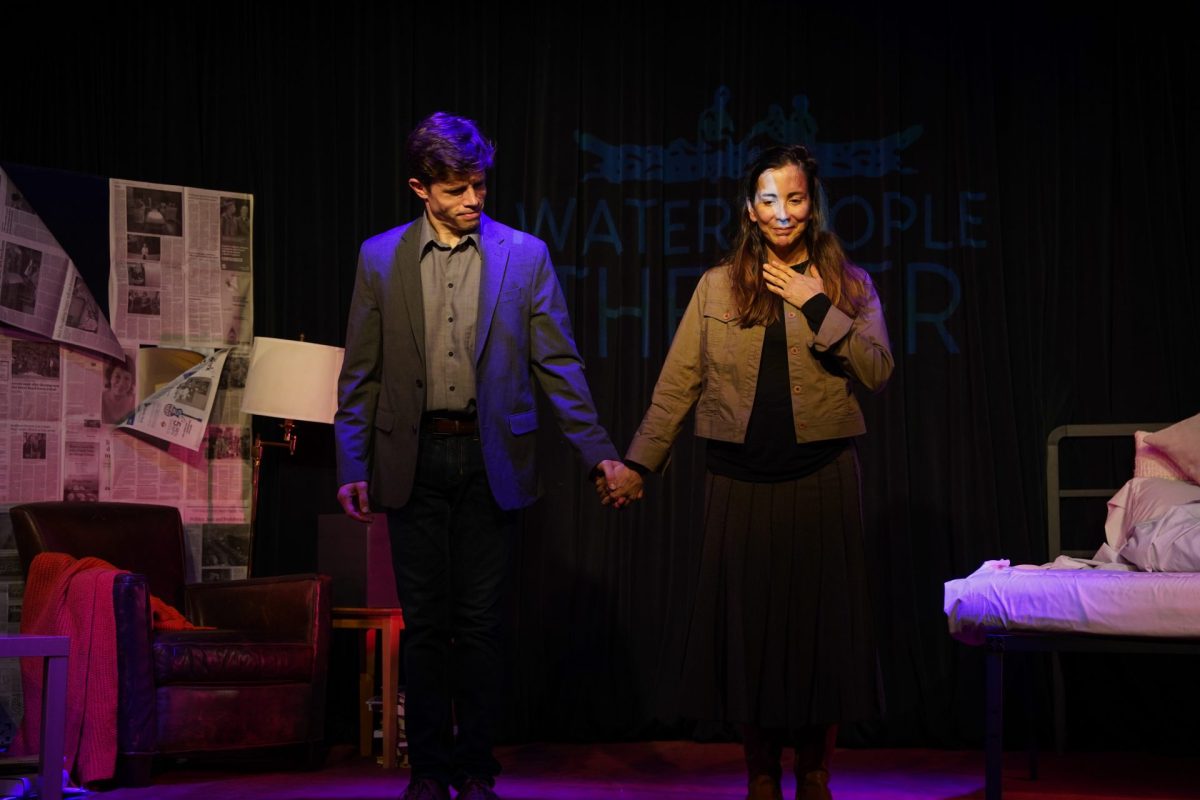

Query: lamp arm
[249,418,300,575]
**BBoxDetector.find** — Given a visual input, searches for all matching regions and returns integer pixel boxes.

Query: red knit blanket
[14,552,206,785]
[14,553,123,785]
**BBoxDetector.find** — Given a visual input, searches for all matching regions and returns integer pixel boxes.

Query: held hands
[337,480,373,523]
[762,262,824,307]
[593,459,644,510]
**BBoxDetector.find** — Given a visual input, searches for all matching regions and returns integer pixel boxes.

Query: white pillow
[1104,477,1200,551]
[1119,502,1200,572]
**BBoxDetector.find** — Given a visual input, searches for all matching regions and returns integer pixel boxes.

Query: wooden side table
[0,633,69,800]
[332,607,405,768]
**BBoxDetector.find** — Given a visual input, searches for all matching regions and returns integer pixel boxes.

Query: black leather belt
[424,414,478,436]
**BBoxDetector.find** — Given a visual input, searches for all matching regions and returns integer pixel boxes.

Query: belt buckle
[428,415,475,437]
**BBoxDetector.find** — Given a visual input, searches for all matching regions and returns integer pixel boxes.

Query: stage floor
[85,741,1200,799]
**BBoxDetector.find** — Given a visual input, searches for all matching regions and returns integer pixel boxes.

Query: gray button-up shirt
[419,215,481,413]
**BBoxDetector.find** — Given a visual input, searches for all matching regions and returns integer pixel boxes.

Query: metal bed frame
[980,422,1200,800]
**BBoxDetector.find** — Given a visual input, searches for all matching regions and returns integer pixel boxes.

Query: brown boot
[743,724,784,800]
[793,724,836,800]
[796,769,831,800]
[747,773,784,800]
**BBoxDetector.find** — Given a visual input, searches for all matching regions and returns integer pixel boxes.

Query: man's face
[408,172,487,243]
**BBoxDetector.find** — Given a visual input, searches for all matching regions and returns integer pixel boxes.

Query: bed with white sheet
[946,559,1200,643]
[942,417,1200,800]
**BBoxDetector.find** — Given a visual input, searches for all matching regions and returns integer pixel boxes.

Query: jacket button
[792,385,801,394]
[790,346,800,355]
[787,311,796,318]
[799,422,807,429]
[722,311,730,320]
[415,378,424,388]
[411,424,418,434]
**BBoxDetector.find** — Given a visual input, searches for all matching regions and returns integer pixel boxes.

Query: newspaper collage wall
[0,167,255,741]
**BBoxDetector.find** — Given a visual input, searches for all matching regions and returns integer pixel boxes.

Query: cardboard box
[317,513,399,607]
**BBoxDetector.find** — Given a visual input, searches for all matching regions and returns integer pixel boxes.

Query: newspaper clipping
[120,349,230,452]
[1,334,63,504]
[110,180,253,348]
[0,166,124,360]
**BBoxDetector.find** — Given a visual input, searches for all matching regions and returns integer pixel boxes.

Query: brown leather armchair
[11,501,331,786]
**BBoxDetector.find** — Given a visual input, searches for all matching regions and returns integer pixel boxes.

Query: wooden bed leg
[986,643,1004,800]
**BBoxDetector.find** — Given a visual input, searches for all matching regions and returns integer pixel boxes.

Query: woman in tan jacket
[603,144,893,800]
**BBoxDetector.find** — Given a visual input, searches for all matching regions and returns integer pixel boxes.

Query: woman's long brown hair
[726,145,869,328]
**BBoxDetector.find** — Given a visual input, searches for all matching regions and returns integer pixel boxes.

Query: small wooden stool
[332,607,405,768]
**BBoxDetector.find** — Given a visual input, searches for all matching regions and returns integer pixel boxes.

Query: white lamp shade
[241,337,344,423]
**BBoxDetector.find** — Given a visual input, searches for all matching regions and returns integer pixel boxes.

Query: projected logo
[516,87,981,356]
[576,87,922,183]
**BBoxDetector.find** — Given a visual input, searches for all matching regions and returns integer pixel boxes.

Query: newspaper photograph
[200,522,251,582]
[1,166,124,360]
[8,337,62,422]
[99,350,136,425]
[119,348,230,451]
[1,234,64,339]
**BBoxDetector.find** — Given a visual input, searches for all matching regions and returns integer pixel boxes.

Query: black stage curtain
[4,2,1198,749]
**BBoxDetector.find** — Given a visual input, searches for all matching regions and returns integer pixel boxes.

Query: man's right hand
[337,481,373,523]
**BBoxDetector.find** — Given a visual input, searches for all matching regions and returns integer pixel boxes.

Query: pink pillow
[1105,476,1200,551]
[1134,430,1189,480]
[1144,413,1200,484]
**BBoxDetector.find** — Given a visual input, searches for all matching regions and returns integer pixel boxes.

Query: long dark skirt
[678,446,883,729]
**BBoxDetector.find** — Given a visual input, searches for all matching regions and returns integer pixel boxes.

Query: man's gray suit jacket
[334,214,618,511]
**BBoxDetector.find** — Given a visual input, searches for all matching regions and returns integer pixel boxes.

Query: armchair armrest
[113,573,156,754]
[183,573,331,642]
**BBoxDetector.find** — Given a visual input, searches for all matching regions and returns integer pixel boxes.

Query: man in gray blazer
[335,112,638,800]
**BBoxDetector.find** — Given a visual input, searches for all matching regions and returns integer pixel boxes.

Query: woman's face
[110,367,133,397]
[748,163,811,258]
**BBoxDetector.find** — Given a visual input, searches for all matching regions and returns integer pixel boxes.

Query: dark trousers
[388,429,516,787]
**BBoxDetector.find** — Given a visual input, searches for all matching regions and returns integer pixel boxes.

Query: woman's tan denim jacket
[626,264,893,472]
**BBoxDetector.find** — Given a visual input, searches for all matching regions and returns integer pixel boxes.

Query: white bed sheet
[944,560,1200,644]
